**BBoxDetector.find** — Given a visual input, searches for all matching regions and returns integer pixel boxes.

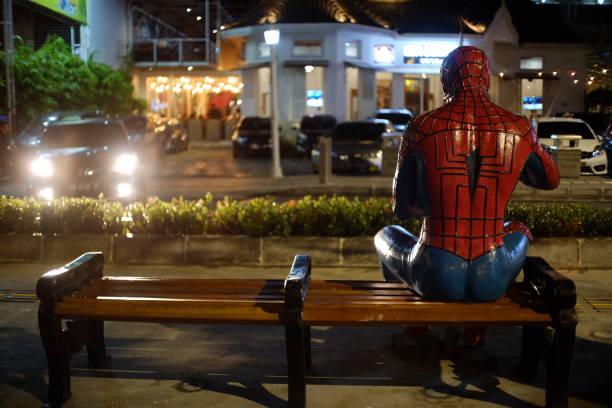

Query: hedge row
[0,195,610,237]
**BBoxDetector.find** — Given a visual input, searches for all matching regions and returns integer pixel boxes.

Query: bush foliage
[0,195,610,237]
[1,36,145,128]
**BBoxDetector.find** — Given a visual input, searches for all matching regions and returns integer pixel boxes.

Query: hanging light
[304,65,314,73]
[573,79,579,84]
[538,72,542,77]
[227,77,238,84]
[603,69,608,74]
[552,71,557,76]
[588,80,593,85]
[499,72,505,78]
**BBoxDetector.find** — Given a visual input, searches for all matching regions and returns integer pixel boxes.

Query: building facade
[220,1,588,130]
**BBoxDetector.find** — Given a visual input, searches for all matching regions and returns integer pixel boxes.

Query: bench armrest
[284,254,311,309]
[523,256,577,327]
[36,252,105,312]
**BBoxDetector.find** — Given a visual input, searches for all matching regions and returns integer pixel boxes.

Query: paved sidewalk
[1,262,611,407]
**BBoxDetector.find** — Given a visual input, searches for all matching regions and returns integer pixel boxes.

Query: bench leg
[86,320,110,369]
[519,326,545,380]
[38,311,72,407]
[304,325,312,373]
[545,326,575,408]
[285,309,306,408]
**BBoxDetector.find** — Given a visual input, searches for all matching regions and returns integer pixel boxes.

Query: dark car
[372,109,413,132]
[311,119,399,174]
[296,114,337,157]
[5,110,108,180]
[26,119,141,200]
[232,116,272,158]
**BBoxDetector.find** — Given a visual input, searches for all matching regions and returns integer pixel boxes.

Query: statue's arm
[520,125,561,190]
[393,126,428,219]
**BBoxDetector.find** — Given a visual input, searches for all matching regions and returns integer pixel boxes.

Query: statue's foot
[460,327,485,349]
[402,326,441,357]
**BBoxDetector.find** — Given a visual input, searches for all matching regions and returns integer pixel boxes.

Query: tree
[1,36,145,129]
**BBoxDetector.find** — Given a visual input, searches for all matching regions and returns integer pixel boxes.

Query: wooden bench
[38,253,576,408]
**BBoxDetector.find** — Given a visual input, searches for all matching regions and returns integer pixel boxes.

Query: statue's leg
[374,225,417,282]
[466,231,529,301]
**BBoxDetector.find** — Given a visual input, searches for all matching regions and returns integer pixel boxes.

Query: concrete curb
[0,233,611,268]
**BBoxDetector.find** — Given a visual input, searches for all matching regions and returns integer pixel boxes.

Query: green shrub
[0,195,609,237]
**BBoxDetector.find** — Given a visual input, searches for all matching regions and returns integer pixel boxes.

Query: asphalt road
[0,145,315,200]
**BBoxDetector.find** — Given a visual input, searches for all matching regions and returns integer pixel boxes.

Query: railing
[132,38,216,66]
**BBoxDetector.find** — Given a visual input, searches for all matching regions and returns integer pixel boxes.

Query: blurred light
[590,76,595,80]
[149,82,157,89]
[114,154,138,175]
[304,65,314,73]
[227,77,238,84]
[126,232,134,238]
[197,16,202,21]
[218,82,225,88]
[237,99,242,105]
[204,77,214,83]
[597,0,604,5]
[212,29,218,34]
[238,83,244,88]
[223,84,232,90]
[421,73,427,79]
[569,70,576,77]
[203,84,211,90]
[552,71,557,76]
[538,72,542,77]
[264,29,280,45]
[38,187,54,201]
[604,69,608,74]
[220,25,225,30]
[31,158,53,177]
[212,87,221,93]
[588,80,593,85]
[186,8,192,13]
[117,183,133,198]
[499,72,504,78]
[187,66,194,71]
[573,79,579,84]
[231,87,240,93]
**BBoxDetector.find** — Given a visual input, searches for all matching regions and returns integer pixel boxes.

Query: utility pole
[3,0,15,139]
[204,0,210,63]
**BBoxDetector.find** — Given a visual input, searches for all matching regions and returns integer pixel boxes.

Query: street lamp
[264,28,283,178]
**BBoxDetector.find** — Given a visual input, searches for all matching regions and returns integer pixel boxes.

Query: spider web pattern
[399,48,540,261]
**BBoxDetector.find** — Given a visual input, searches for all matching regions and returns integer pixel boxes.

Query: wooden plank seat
[38,252,576,408]
[288,256,578,408]
[36,252,310,408]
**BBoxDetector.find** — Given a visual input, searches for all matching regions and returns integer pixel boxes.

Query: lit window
[345,41,359,58]
[520,57,543,70]
[373,45,395,64]
[293,40,322,56]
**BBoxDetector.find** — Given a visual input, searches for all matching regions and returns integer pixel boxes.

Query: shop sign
[29,0,87,24]
[373,45,395,64]
[403,42,456,65]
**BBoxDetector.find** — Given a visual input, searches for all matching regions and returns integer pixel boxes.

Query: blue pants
[374,225,529,301]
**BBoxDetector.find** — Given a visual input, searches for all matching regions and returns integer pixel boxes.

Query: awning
[344,60,380,71]
[234,61,270,70]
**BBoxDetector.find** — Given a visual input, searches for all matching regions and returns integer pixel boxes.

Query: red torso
[400,90,542,260]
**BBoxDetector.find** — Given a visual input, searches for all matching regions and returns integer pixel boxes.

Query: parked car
[533,117,607,176]
[25,119,141,200]
[372,109,413,132]
[296,114,337,157]
[311,119,400,174]
[6,110,108,180]
[602,123,612,178]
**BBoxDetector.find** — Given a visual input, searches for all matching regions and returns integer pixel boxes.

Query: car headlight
[31,158,54,177]
[591,146,605,157]
[114,154,138,175]
[236,136,248,143]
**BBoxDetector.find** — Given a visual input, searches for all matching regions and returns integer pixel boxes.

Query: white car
[533,117,607,176]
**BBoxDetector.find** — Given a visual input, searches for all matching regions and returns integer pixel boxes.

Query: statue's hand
[503,221,533,243]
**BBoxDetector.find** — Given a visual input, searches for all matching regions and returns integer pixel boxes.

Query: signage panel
[29,0,87,24]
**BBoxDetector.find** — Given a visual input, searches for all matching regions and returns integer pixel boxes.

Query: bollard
[319,137,332,185]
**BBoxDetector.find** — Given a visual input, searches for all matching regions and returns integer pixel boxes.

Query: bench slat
[55,297,284,324]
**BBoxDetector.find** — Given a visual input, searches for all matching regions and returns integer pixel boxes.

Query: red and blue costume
[375,46,560,301]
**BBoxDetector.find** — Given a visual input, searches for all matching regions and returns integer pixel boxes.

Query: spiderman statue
[375,46,560,347]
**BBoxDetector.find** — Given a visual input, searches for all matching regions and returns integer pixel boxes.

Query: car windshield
[375,113,411,125]
[123,117,148,133]
[537,122,595,140]
[240,117,270,130]
[331,123,386,141]
[41,124,128,148]
[301,116,336,130]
